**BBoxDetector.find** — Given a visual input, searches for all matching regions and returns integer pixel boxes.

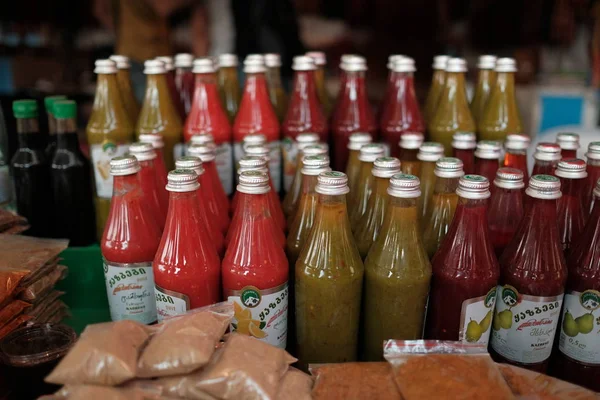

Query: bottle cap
[110,155,140,176]
[188,144,216,162]
[190,134,215,146]
[166,169,199,192]
[52,100,76,120]
[139,134,164,149]
[388,173,421,198]
[556,132,580,150]
[109,55,131,69]
[13,100,38,118]
[244,144,270,161]
[494,167,525,189]
[94,59,117,74]
[340,55,367,72]
[526,174,562,200]
[292,56,316,71]
[387,55,405,70]
[432,55,449,70]
[301,143,328,156]
[264,53,281,67]
[174,53,193,68]
[594,178,600,198]
[434,157,464,178]
[238,170,271,194]
[456,175,491,199]
[238,156,268,175]
[348,133,372,150]
[156,56,174,71]
[243,56,266,74]
[505,134,531,151]
[372,157,401,178]
[218,54,238,67]
[534,142,561,161]
[193,58,215,73]
[452,132,477,150]
[555,158,588,179]
[302,155,331,175]
[358,143,385,162]
[296,133,320,147]
[446,57,467,73]
[475,140,502,159]
[44,95,67,114]
[245,54,264,63]
[495,57,517,73]
[316,171,350,195]
[586,141,600,160]
[243,134,267,149]
[399,132,424,150]
[175,156,204,176]
[305,51,326,66]
[417,142,444,162]
[477,55,497,69]
[144,59,166,75]
[128,142,157,161]
[392,56,416,73]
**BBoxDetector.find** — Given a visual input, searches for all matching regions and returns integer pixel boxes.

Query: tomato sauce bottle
[416,142,444,220]
[490,174,568,372]
[380,55,403,120]
[349,143,385,230]
[223,170,289,348]
[305,51,332,117]
[139,133,169,210]
[110,55,140,124]
[217,54,241,123]
[44,95,66,159]
[503,133,531,187]
[487,168,525,258]
[551,178,600,392]
[556,132,580,159]
[265,53,289,123]
[474,140,501,184]
[532,142,561,176]
[156,56,186,121]
[399,132,424,176]
[451,132,476,175]
[174,53,194,115]
[583,142,600,216]
[101,155,161,324]
[556,159,588,252]
[423,55,449,124]
[345,133,372,202]
[470,55,497,125]
[425,175,499,345]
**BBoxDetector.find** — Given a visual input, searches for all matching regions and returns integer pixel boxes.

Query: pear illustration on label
[466,319,483,342]
[492,286,519,331]
[563,290,600,337]
[464,287,497,342]
[562,311,579,337]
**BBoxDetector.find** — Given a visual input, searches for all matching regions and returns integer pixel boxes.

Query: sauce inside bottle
[110,55,140,124]
[423,55,448,125]
[532,142,562,177]
[470,55,497,125]
[556,132,580,159]
[555,159,588,252]
[451,132,476,175]
[399,133,424,176]
[349,144,385,229]
[345,133,372,204]
[265,53,289,124]
[174,53,195,115]
[503,134,531,187]
[474,140,501,185]
[583,142,600,216]
[305,51,332,117]
[416,142,444,221]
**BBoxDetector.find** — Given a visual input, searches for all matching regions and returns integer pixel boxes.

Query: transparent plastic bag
[44,383,179,400]
[276,367,313,400]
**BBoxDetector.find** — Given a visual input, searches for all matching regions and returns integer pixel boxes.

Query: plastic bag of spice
[137,302,234,378]
[19,264,67,302]
[0,270,29,305]
[0,300,31,328]
[0,235,68,272]
[45,320,150,386]
[42,384,178,400]
[276,367,313,400]
[383,340,515,400]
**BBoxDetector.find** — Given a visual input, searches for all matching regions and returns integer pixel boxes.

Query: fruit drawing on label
[492,285,518,332]
[232,296,267,339]
[562,290,600,337]
[461,287,497,344]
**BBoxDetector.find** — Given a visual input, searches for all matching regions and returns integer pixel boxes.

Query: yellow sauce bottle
[346,133,372,206]
[470,55,497,125]
[110,55,140,124]
[416,142,444,221]
[306,51,332,117]
[423,55,449,124]
[217,54,241,123]
[265,53,289,123]
[399,133,424,176]
[349,143,385,229]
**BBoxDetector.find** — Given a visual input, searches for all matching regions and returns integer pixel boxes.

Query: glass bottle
[556,159,588,252]
[174,53,195,115]
[354,157,401,259]
[425,175,499,345]
[87,59,134,239]
[0,104,11,208]
[223,170,289,348]
[305,51,332,117]
[101,156,160,324]
[451,132,476,174]
[474,140,501,184]
[583,142,600,216]
[110,55,140,124]
[380,55,403,122]
[556,132,580,159]
[345,132,372,202]
[423,55,449,124]
[416,142,444,220]
[470,55,497,124]
[429,58,475,156]
[136,59,183,171]
[217,54,241,123]
[532,142,561,176]
[44,95,67,158]
[422,157,464,259]
[51,100,96,246]
[363,173,431,360]
[264,53,289,123]
[139,133,169,212]
[296,171,364,364]
[503,133,531,187]
[156,56,186,121]
[399,132,424,176]
[349,143,385,229]
[154,169,221,320]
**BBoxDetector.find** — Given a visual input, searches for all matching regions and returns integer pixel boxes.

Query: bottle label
[282,137,297,192]
[269,141,282,193]
[227,283,288,348]
[459,287,497,345]
[558,290,600,365]
[91,142,129,199]
[215,142,234,195]
[155,285,190,321]
[103,260,157,324]
[0,165,11,205]
[491,285,563,364]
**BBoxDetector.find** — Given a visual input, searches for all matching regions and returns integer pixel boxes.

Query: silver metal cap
[128,142,156,161]
[174,53,193,68]
[446,57,467,73]
[110,155,140,176]
[244,144,270,161]
[372,157,401,178]
[435,157,465,178]
[452,132,477,150]
[388,173,421,198]
[358,143,386,162]
[109,55,130,69]
[292,56,316,71]
[556,132,580,150]
[494,167,525,189]
[555,158,588,179]
[348,133,372,150]
[340,55,367,72]
[296,133,320,146]
[456,175,491,199]
[432,55,449,70]
[302,143,328,156]
[316,171,350,195]
[237,170,271,195]
[387,55,405,70]
[477,55,497,69]
[94,59,117,74]
[495,57,517,72]
[243,56,266,73]
[156,56,174,71]
[417,142,444,161]
[392,57,416,73]
[139,134,164,149]
[167,169,200,192]
[190,134,215,146]
[475,140,502,159]
[193,58,215,74]
[302,155,331,175]
[505,134,531,151]
[243,134,267,149]
[188,144,216,162]
[264,53,282,67]
[586,141,600,160]
[526,174,562,200]
[534,142,562,161]
[218,54,238,67]
[175,156,204,176]
[144,59,166,75]
[399,132,425,150]
[305,51,326,66]
[238,156,268,175]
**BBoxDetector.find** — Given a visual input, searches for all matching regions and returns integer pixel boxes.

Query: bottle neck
[441,72,468,104]
[16,117,43,149]
[400,148,419,161]
[194,71,218,87]
[56,118,77,134]
[16,118,39,135]
[166,190,201,220]
[431,70,445,87]
[494,71,516,95]
[476,69,495,88]
[266,66,283,88]
[560,177,585,197]
[117,69,134,92]
[343,71,367,97]
[383,196,421,237]
[243,73,271,102]
[144,74,171,102]
[506,148,527,156]
[447,197,490,238]
[112,173,142,196]
[94,74,123,112]
[301,174,319,194]
[314,193,352,231]
[433,176,460,193]
[290,70,318,104]
[373,176,390,197]
[55,119,80,149]
[218,66,239,86]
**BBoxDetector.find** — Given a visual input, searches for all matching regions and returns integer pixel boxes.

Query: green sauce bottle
[470,55,497,125]
[217,54,241,123]
[345,133,372,207]
[416,142,444,221]
[349,143,385,230]
[423,55,448,124]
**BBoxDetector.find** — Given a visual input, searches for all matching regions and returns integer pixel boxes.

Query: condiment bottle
[583,142,600,216]
[136,59,182,170]
[282,56,327,192]
[87,59,133,239]
[110,55,140,124]
[44,95,67,158]
[242,133,267,154]
[491,175,567,372]
[532,142,561,176]
[416,142,444,220]
[349,143,385,229]
[331,55,377,171]
[296,171,364,364]
[305,51,332,117]
[156,56,186,121]
[184,58,234,195]
[479,58,523,142]
[101,155,160,324]
[139,133,169,211]
[233,56,281,192]
[11,100,53,238]
[429,58,475,155]
[51,100,96,246]
[345,132,372,201]
[470,55,497,124]
[551,178,600,392]
[556,132,580,159]
[363,173,431,360]
[154,169,221,320]
[399,132,424,176]
[425,175,499,345]
[423,55,449,124]
[451,132,476,174]
[380,57,425,158]
[0,105,12,208]
[503,133,531,187]
[264,53,288,123]
[556,159,588,252]
[174,53,194,115]
[422,157,464,259]
[217,54,241,123]
[354,157,401,259]
[474,140,501,184]
[223,170,289,348]
[487,168,525,258]
[129,142,167,230]
[380,55,404,121]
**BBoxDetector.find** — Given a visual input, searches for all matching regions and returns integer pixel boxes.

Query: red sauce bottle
[556,159,588,252]
[532,142,561,176]
[223,170,289,348]
[157,56,186,121]
[451,132,477,174]
[487,167,525,258]
[101,155,161,324]
[556,132,580,159]
[550,178,600,392]
[474,140,501,184]
[184,58,234,195]
[154,169,221,320]
[380,54,405,120]
[174,53,195,115]
[399,132,424,176]
[331,55,377,171]
[425,175,499,344]
[380,57,424,158]
[503,133,531,187]
[139,134,169,213]
[490,174,568,372]
[583,142,600,216]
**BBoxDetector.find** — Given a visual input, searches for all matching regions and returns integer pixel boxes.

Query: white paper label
[155,285,190,321]
[459,287,497,346]
[215,142,234,195]
[227,283,288,348]
[282,137,297,192]
[0,165,11,205]
[269,141,282,193]
[491,285,563,364]
[559,290,600,365]
[91,143,129,199]
[103,260,157,324]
